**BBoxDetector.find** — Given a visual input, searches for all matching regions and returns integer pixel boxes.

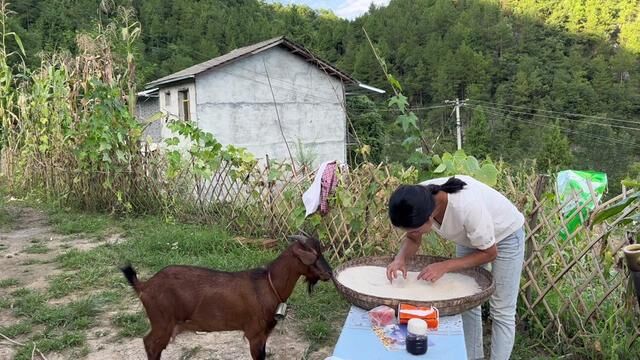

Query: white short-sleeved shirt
[420,175,524,250]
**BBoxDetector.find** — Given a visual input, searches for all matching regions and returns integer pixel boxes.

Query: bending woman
[386,175,524,360]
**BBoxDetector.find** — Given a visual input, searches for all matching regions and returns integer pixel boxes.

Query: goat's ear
[292,246,317,265]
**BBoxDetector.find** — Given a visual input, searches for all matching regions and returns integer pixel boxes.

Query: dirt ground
[0,205,333,360]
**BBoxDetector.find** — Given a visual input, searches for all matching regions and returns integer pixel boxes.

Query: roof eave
[144,36,358,88]
[357,83,386,94]
[279,38,356,84]
[146,75,196,89]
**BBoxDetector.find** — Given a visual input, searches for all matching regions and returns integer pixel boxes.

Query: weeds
[23,243,49,254]
[0,277,19,288]
[112,311,149,337]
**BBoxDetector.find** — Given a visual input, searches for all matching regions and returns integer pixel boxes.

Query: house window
[179,89,190,121]
[164,91,171,108]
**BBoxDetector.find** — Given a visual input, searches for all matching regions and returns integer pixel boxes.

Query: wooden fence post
[265,154,275,238]
[524,174,549,328]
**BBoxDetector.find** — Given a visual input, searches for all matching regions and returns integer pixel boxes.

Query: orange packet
[398,303,439,329]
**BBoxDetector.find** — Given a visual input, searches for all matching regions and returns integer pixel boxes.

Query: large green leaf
[396,112,418,132]
[388,93,408,112]
[6,32,25,56]
[475,163,498,186]
[433,163,447,173]
[453,149,467,163]
[626,213,640,223]
[443,159,455,173]
[464,156,481,174]
[402,136,419,148]
[387,74,403,93]
[591,192,640,226]
[622,179,640,188]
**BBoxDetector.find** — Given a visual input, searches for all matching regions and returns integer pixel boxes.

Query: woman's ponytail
[436,177,466,194]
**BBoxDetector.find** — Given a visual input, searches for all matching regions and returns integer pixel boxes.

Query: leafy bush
[431,149,499,186]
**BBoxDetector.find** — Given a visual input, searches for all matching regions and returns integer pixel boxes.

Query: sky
[267,0,390,20]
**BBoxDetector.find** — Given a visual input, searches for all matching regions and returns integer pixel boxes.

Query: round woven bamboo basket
[333,255,495,316]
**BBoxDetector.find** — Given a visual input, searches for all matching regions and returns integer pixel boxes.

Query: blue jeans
[456,227,525,360]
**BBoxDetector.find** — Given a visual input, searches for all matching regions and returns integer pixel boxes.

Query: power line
[475,105,640,147]
[346,104,452,113]
[468,99,640,126]
[472,105,640,149]
[470,103,640,132]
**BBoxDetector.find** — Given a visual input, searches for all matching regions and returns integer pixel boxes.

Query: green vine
[164,120,256,179]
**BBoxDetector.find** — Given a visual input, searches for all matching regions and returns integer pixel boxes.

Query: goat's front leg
[248,332,268,360]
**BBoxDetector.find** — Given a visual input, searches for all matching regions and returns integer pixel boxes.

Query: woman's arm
[386,231,422,281]
[417,244,496,282]
[396,231,423,262]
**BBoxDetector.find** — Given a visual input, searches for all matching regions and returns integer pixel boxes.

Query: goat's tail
[120,263,142,294]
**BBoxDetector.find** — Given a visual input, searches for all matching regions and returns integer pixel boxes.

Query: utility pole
[444,98,468,150]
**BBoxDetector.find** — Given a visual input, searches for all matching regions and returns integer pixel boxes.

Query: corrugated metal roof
[146,36,357,89]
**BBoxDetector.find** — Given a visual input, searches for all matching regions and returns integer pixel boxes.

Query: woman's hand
[386,257,407,283]
[417,261,451,282]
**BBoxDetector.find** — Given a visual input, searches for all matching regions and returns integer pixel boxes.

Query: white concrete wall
[158,81,197,140]
[155,81,198,151]
[193,47,347,167]
[136,96,161,143]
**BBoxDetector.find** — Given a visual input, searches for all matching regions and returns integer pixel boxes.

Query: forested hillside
[6,0,640,189]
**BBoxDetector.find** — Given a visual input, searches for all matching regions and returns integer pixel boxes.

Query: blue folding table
[332,306,468,360]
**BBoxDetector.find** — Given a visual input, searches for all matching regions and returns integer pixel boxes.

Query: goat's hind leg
[143,324,173,360]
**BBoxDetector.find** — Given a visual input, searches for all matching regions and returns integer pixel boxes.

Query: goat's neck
[267,250,305,302]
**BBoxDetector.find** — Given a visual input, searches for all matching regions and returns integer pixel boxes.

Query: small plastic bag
[368,305,396,327]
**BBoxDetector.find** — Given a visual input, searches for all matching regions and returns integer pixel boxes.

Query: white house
[137,36,382,167]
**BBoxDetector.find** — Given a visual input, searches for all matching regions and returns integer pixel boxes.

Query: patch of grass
[32,298,101,331]
[180,345,202,359]
[6,284,93,358]
[23,243,50,254]
[48,209,113,236]
[117,217,278,272]
[56,247,119,270]
[0,321,32,338]
[11,288,47,318]
[10,288,102,331]
[511,334,553,360]
[94,289,124,305]
[112,311,149,337]
[0,206,17,230]
[20,259,40,265]
[0,278,20,288]
[55,217,277,286]
[0,297,10,309]
[14,331,85,360]
[289,281,349,347]
[47,268,120,298]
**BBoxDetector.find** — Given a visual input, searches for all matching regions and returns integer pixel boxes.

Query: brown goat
[120,234,332,360]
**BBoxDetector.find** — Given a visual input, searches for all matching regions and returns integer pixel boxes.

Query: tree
[465,107,492,158]
[537,123,573,173]
[347,96,385,164]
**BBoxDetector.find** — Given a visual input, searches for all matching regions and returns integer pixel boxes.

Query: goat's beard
[306,278,319,294]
